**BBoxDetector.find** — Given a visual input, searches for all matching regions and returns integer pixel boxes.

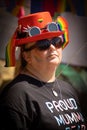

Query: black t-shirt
[0,74,87,130]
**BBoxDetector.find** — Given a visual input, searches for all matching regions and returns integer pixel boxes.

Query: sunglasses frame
[23,37,64,52]
[23,22,59,37]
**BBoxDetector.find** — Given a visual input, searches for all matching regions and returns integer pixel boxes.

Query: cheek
[60,50,62,59]
[57,48,62,60]
[31,50,47,62]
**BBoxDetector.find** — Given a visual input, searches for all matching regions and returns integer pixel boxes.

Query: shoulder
[0,74,31,106]
[0,76,32,116]
[57,78,73,89]
[1,73,37,95]
[57,78,78,98]
[0,74,29,97]
[6,81,29,97]
[0,80,29,100]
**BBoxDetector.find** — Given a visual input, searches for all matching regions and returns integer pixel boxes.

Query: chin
[49,57,61,63]
[49,60,61,66]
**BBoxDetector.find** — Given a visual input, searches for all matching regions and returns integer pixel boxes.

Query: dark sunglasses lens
[52,37,63,48]
[37,39,50,50]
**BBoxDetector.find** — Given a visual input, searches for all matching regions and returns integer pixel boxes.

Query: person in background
[0,11,87,130]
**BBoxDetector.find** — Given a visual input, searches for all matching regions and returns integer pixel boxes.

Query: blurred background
[0,0,87,97]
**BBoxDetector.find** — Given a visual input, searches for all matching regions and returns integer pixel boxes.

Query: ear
[22,52,32,64]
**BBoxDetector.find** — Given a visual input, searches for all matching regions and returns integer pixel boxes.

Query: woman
[0,11,87,130]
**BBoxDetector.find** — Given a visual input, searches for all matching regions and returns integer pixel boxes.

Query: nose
[49,44,56,50]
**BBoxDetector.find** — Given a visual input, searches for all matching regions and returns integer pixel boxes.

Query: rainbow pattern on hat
[57,16,69,49]
[5,34,16,67]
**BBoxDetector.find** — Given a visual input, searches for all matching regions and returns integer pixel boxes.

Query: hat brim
[15,31,64,46]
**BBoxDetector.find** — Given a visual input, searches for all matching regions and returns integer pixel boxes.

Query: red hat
[5,11,69,67]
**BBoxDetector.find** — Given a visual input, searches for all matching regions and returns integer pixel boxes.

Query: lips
[48,52,58,57]
[48,53,59,59]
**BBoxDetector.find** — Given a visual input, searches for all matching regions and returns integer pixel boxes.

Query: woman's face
[23,40,62,69]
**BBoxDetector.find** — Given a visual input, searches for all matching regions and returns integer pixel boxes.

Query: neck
[22,65,57,82]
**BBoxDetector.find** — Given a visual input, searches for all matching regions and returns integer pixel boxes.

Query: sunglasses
[23,37,64,51]
[23,22,59,37]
